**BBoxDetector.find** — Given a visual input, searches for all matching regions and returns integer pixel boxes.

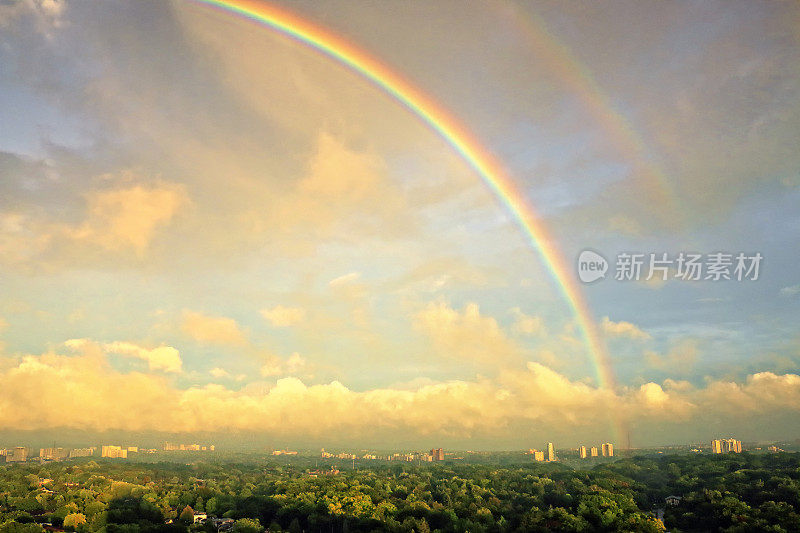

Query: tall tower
[602,442,614,457]
[547,442,556,462]
[578,445,587,459]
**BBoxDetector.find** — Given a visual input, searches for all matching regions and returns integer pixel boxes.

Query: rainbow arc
[191,0,625,441]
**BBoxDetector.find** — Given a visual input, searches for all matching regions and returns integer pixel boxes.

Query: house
[193,513,208,524]
[211,518,234,531]
[665,495,682,506]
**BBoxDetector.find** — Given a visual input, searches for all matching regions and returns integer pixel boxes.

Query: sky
[0,0,799,450]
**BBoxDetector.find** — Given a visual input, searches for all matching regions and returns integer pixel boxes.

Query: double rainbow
[190,0,621,437]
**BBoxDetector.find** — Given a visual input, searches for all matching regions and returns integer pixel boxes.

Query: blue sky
[0,0,798,448]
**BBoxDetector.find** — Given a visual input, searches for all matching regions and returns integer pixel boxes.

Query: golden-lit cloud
[260,352,309,378]
[329,271,362,287]
[698,372,800,415]
[65,183,187,255]
[209,367,229,378]
[261,305,306,327]
[0,343,798,441]
[181,310,248,346]
[645,339,699,373]
[65,339,182,373]
[510,307,546,337]
[413,301,524,365]
[602,316,652,340]
[0,180,188,267]
[0,212,53,266]
[103,341,183,374]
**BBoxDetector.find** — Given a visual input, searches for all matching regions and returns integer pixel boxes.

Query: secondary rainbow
[504,2,683,224]
[190,0,622,433]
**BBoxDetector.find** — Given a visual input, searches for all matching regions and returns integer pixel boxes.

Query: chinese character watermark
[577,250,762,283]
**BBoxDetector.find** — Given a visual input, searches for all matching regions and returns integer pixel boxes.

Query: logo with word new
[577,250,608,283]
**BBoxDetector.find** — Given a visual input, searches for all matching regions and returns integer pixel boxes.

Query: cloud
[0,0,66,37]
[65,183,187,255]
[510,308,546,337]
[329,272,362,287]
[260,352,309,378]
[0,343,799,444]
[780,284,800,297]
[209,367,229,378]
[181,310,247,346]
[260,305,306,327]
[65,338,182,373]
[413,301,523,365]
[267,133,411,244]
[102,341,182,373]
[607,214,643,236]
[602,316,652,340]
[0,179,188,267]
[645,339,699,374]
[698,372,800,415]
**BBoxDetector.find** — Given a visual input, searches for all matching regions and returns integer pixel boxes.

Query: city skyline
[0,0,799,448]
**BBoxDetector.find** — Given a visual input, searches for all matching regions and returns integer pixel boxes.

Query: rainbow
[504,2,683,224]
[189,0,624,438]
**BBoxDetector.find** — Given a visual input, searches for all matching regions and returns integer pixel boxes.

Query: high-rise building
[8,447,27,462]
[533,450,544,462]
[547,442,556,462]
[39,448,67,461]
[429,448,444,461]
[590,446,599,457]
[726,438,742,453]
[602,443,614,457]
[101,445,127,459]
[711,438,742,453]
[578,446,587,459]
[69,448,95,458]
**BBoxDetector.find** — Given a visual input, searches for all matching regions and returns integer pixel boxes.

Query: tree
[287,518,301,533]
[178,505,194,525]
[0,523,44,533]
[63,513,88,530]
[231,518,264,533]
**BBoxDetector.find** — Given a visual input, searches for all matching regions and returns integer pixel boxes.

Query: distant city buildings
[69,447,96,458]
[101,445,127,459]
[272,449,298,456]
[431,448,445,461]
[163,442,215,451]
[574,443,613,459]
[527,448,546,461]
[39,447,68,461]
[7,447,28,462]
[528,443,557,462]
[711,438,742,453]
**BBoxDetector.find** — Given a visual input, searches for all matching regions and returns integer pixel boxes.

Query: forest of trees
[0,452,798,532]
